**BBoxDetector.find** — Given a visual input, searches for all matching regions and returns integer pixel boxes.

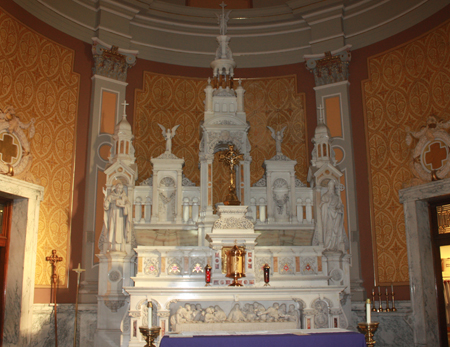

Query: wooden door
[0,197,12,347]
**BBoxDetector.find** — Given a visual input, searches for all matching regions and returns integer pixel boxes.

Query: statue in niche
[99,182,132,252]
[320,180,349,252]
[158,177,176,222]
[158,124,180,154]
[273,178,289,222]
[267,126,286,156]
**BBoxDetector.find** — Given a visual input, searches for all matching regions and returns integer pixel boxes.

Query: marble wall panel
[351,301,413,347]
[31,304,97,347]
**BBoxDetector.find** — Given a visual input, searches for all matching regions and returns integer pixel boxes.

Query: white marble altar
[95,6,352,347]
[1,175,44,347]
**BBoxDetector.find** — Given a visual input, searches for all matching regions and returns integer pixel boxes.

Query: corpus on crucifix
[219,144,243,205]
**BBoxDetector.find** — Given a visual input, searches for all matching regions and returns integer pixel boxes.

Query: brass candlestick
[139,326,161,347]
[391,290,397,312]
[371,289,377,312]
[377,290,382,312]
[358,322,379,346]
[384,288,390,312]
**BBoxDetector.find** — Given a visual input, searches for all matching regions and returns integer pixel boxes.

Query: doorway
[429,199,450,347]
[0,197,12,347]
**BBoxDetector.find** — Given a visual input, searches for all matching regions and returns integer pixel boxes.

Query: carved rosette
[92,38,137,82]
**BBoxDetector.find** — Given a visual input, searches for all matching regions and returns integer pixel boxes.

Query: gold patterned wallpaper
[363,19,450,284]
[134,73,308,203]
[0,10,79,286]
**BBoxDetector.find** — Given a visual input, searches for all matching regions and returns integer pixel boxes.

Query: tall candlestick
[371,288,376,312]
[366,299,371,323]
[377,289,382,312]
[148,301,153,328]
[385,287,390,312]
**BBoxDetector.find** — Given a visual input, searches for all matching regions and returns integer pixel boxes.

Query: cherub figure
[158,124,180,153]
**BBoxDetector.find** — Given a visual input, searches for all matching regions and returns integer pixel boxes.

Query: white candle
[148,302,153,328]
[391,284,394,293]
[365,299,371,324]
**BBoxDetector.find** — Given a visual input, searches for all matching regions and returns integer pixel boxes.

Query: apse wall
[2,0,450,305]
[0,1,92,303]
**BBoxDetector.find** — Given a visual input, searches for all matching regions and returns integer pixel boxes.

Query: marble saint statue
[99,182,132,252]
[158,124,180,153]
[320,180,349,252]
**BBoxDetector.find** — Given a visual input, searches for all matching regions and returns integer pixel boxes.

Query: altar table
[160,331,367,347]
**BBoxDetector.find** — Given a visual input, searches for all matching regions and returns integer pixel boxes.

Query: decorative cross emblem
[424,141,448,170]
[0,133,18,163]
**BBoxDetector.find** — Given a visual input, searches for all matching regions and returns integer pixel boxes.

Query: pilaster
[305,46,365,301]
[81,38,137,302]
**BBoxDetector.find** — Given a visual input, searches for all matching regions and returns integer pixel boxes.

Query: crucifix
[46,250,63,347]
[219,144,244,205]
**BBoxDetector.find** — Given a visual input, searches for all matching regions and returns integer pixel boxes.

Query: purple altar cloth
[160,332,367,347]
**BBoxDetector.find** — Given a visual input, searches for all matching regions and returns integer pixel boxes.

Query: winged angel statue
[267,126,287,156]
[158,124,180,154]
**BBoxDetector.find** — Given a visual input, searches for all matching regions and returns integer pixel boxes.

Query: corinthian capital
[92,38,138,82]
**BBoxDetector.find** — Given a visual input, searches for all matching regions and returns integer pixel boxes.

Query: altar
[94,5,352,347]
[160,331,367,347]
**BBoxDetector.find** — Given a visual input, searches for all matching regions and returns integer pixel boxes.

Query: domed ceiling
[14,0,448,67]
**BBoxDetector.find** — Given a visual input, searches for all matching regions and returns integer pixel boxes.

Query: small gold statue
[219,144,244,205]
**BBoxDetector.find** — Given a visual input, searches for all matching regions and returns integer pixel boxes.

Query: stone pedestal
[95,251,134,347]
